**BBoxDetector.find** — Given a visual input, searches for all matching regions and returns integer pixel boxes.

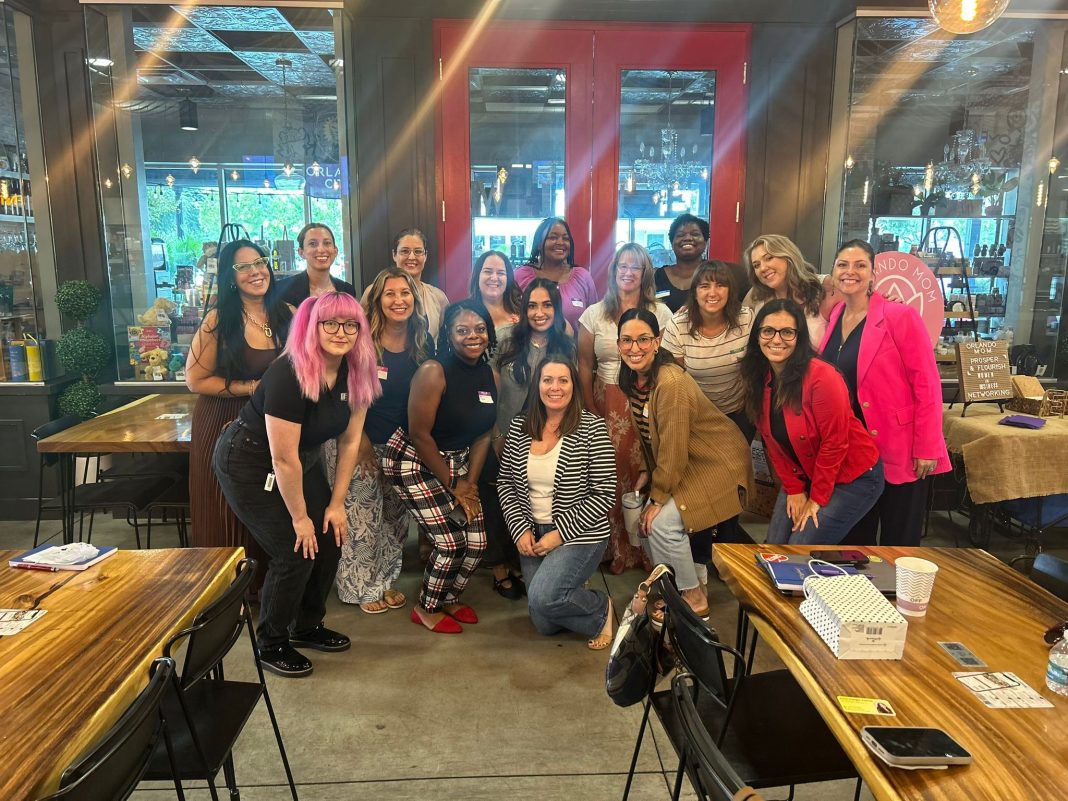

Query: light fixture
[87,57,113,68]
[263,177,271,189]
[282,163,294,177]
[700,168,709,181]
[625,173,635,192]
[104,177,113,189]
[275,58,302,181]
[862,178,870,205]
[971,172,982,195]
[844,155,855,171]
[178,99,198,131]
[188,156,201,174]
[633,71,706,197]
[1049,156,1061,175]
[933,117,992,194]
[120,163,133,179]
[928,0,1010,35]
[165,174,175,187]
[310,161,321,176]
[230,170,240,181]
[332,179,341,191]
[1036,180,1047,208]
[924,162,935,193]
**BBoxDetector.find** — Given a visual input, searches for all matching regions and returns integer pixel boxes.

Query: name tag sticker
[643,403,649,418]
[655,290,671,298]
[377,366,389,381]
[264,472,276,492]
[571,299,585,307]
[837,696,896,717]
[340,392,348,401]
[478,391,494,404]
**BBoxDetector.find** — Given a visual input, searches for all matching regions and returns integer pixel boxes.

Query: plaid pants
[382,428,487,612]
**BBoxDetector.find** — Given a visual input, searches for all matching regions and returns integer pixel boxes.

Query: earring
[867,280,874,297]
[230,283,237,290]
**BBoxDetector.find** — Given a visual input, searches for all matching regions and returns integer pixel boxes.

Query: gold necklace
[244,310,272,339]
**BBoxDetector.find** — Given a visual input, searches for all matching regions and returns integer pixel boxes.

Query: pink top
[819,292,950,485]
[514,264,599,335]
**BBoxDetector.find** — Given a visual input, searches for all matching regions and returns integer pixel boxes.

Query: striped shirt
[662,307,754,414]
[629,384,652,451]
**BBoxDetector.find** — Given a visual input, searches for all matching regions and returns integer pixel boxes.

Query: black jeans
[842,476,931,547]
[479,448,520,570]
[213,421,340,649]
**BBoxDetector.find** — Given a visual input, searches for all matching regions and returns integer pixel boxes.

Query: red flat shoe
[410,608,462,634]
[444,604,478,624]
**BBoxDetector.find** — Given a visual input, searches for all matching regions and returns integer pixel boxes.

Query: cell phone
[861,727,972,767]
[444,503,468,531]
[811,549,870,566]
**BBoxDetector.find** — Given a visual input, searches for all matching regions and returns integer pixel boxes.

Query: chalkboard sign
[956,340,1013,403]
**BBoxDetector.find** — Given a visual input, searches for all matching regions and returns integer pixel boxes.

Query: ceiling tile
[236,51,336,86]
[211,30,305,52]
[295,31,336,56]
[134,26,228,53]
[177,6,293,33]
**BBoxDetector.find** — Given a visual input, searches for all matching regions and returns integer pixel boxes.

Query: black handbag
[605,564,674,707]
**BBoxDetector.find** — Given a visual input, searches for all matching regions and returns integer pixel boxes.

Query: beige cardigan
[638,363,753,533]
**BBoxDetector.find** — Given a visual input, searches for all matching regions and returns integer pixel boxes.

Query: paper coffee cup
[895,556,939,617]
[621,492,645,547]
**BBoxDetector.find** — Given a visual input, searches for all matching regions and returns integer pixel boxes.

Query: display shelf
[0,214,31,223]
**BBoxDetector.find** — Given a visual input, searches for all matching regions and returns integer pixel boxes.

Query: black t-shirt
[239,355,351,450]
[365,347,422,445]
[428,355,497,451]
[823,315,867,424]
[654,267,690,313]
[769,381,802,471]
[276,271,357,309]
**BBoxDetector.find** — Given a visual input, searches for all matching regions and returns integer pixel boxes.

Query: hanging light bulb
[700,168,709,180]
[104,177,113,189]
[924,162,935,193]
[311,161,321,176]
[120,163,133,179]
[283,162,294,178]
[230,170,240,181]
[928,0,1009,35]
[844,155,855,172]
[165,174,175,187]
[188,156,201,174]
[1049,155,1061,175]
[651,191,661,204]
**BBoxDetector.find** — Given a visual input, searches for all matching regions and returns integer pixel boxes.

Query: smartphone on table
[861,727,972,767]
[811,549,870,566]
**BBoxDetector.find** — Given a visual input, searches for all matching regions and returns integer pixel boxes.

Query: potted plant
[55,280,109,418]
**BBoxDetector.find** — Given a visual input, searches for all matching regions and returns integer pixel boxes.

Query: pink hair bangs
[285,292,381,409]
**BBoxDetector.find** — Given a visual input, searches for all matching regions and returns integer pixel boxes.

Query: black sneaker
[259,643,313,678]
[289,624,351,653]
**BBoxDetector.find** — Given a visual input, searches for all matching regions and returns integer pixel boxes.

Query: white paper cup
[895,556,939,617]
[621,492,645,547]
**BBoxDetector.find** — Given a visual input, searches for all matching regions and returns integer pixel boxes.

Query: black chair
[1011,552,1068,603]
[623,575,860,801]
[142,558,299,801]
[38,657,184,801]
[72,469,179,548]
[145,480,191,548]
[670,672,758,801]
[31,415,86,547]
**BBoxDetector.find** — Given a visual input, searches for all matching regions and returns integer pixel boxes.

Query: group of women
[185,211,950,677]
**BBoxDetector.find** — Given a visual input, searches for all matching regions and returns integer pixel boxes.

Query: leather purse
[604,564,674,707]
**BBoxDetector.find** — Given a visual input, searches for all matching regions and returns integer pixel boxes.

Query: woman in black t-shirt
[382,300,499,634]
[214,292,380,677]
[327,268,432,612]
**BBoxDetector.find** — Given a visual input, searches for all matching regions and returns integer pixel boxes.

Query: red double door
[436,20,749,298]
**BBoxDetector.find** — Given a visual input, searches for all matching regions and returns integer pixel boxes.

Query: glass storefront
[833,15,1068,379]
[83,3,349,382]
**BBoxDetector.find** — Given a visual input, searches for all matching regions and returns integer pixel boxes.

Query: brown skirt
[189,395,270,580]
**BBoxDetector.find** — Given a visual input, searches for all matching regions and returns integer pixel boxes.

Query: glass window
[84,4,349,382]
[618,70,714,267]
[836,17,1068,378]
[468,68,566,264]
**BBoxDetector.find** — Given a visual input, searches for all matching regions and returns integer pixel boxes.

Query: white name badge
[655,290,671,298]
[377,366,389,381]
[340,392,348,401]
[478,391,494,404]
[643,403,650,418]
[571,299,585,307]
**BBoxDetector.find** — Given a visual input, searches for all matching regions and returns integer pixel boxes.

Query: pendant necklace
[244,310,272,339]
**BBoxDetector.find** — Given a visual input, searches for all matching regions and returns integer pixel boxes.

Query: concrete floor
[5,510,1065,801]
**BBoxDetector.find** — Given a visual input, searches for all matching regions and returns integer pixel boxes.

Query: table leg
[59,454,74,545]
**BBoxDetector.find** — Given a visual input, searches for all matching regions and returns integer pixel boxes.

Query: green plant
[57,326,110,375]
[59,377,104,419]
[55,279,109,418]
[55,281,102,321]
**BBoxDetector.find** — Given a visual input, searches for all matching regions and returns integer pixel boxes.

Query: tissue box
[800,574,908,660]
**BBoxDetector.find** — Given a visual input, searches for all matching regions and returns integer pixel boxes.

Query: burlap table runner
[942,403,1068,504]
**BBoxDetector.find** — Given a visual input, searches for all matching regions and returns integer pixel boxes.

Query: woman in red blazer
[741,299,884,544]
[819,240,951,546]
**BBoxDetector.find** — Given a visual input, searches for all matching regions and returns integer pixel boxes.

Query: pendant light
[178,98,198,131]
[928,0,1010,35]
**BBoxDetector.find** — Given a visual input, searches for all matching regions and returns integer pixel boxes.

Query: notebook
[9,543,117,572]
[756,552,897,597]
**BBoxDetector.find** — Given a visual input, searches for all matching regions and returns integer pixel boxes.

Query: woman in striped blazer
[497,357,618,650]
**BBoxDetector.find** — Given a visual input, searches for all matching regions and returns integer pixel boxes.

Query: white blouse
[527,437,563,524]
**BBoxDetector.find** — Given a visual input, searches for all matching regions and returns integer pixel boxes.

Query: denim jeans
[213,421,340,649]
[766,460,885,546]
[519,523,609,639]
[642,497,700,591]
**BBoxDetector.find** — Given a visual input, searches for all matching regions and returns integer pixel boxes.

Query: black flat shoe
[259,644,313,677]
[493,574,524,601]
[510,571,527,597]
[289,624,351,653]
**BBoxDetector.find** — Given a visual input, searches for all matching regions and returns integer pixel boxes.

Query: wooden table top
[36,393,197,453]
[713,544,1068,801]
[0,547,242,800]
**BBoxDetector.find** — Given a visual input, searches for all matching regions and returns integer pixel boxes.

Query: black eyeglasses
[319,319,360,335]
[232,257,270,273]
[758,326,798,342]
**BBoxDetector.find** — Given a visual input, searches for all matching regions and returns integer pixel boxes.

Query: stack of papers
[9,543,117,572]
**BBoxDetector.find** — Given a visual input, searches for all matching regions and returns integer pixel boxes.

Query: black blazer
[276,271,357,308]
[496,410,617,545]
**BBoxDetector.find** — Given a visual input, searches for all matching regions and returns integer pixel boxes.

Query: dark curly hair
[436,299,497,363]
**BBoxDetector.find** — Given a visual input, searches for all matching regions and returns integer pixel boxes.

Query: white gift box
[800,572,908,660]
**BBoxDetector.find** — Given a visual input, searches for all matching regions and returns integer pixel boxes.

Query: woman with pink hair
[214,292,380,677]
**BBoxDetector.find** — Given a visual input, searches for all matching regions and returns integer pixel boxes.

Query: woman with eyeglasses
[276,223,357,307]
[818,240,949,546]
[214,292,379,677]
[390,228,450,344]
[739,299,884,545]
[743,234,828,345]
[514,217,598,336]
[579,243,672,574]
[618,308,752,617]
[187,240,293,569]
[325,268,431,613]
[382,300,498,634]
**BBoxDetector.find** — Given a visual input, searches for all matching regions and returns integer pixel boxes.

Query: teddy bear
[139,347,170,381]
[138,297,177,326]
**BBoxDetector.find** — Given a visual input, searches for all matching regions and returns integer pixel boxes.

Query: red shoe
[444,604,478,624]
[410,608,462,634]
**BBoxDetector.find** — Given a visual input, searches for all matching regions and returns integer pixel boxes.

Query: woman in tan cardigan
[618,308,752,615]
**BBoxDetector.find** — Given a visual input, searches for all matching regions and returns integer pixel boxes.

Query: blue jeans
[766,460,885,545]
[520,523,609,639]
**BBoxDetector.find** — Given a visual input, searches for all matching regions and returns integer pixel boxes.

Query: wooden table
[0,547,242,801]
[713,544,1068,801]
[37,393,196,454]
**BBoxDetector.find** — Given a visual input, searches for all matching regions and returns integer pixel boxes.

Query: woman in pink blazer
[818,240,950,546]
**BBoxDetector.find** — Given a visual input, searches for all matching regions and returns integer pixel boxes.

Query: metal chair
[145,480,191,548]
[31,415,86,547]
[142,559,299,801]
[37,657,184,801]
[1010,552,1068,603]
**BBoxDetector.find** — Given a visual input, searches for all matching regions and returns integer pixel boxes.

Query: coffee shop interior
[2,0,1068,799]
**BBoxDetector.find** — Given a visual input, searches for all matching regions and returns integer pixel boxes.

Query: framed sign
[873,252,945,346]
[955,340,1012,410]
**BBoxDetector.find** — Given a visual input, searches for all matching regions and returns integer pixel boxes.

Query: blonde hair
[743,234,823,317]
[362,267,431,365]
[602,242,658,322]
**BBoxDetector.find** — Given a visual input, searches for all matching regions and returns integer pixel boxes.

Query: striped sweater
[496,411,618,545]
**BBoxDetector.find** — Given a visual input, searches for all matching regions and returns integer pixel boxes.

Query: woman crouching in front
[497,358,618,649]
[739,299,884,544]
[214,292,379,677]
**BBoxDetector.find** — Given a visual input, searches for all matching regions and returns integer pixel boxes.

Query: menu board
[956,340,1012,402]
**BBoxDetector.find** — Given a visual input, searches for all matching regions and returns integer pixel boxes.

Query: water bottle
[1046,635,1068,697]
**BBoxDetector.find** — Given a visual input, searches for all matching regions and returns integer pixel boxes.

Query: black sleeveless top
[429,355,497,451]
[230,344,280,381]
